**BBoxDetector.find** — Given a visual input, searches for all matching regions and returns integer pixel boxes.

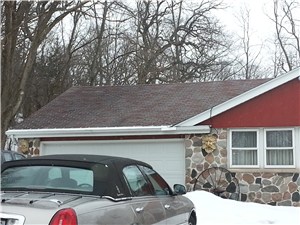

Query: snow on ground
[185,191,300,225]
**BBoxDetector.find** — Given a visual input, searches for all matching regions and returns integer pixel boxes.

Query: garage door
[41,139,185,187]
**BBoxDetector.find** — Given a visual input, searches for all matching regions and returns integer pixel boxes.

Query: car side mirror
[173,184,187,195]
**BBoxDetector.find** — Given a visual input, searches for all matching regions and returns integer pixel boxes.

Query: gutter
[5,125,211,139]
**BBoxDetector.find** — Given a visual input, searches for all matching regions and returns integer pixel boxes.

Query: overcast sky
[217,0,274,43]
[213,0,300,74]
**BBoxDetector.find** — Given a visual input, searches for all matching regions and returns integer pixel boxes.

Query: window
[1,166,94,193]
[139,165,171,196]
[265,129,294,167]
[3,152,13,161]
[230,130,258,167]
[14,153,25,160]
[230,128,296,168]
[1,166,37,187]
[123,165,152,196]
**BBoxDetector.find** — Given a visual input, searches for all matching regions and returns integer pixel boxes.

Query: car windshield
[1,165,94,193]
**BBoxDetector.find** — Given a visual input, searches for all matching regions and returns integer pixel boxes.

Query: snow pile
[185,190,300,224]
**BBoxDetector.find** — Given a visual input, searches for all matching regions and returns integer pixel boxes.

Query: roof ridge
[70,78,272,89]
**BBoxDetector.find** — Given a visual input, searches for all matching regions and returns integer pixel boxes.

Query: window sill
[229,168,299,173]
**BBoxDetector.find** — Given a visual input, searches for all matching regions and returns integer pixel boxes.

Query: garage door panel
[41,139,185,187]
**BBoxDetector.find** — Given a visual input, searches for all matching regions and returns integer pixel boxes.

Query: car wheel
[188,215,196,225]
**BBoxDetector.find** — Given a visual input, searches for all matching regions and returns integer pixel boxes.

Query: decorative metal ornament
[202,134,217,153]
[19,139,29,154]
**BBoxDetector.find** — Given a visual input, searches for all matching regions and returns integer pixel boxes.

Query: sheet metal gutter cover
[6,125,211,138]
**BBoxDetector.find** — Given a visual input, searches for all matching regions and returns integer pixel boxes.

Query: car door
[123,165,166,225]
[138,165,188,225]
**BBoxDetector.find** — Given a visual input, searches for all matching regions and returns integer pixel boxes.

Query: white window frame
[229,128,298,169]
[264,128,296,169]
[229,129,260,169]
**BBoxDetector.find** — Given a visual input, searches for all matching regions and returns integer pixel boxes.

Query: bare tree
[233,5,263,79]
[120,0,229,84]
[74,0,233,85]
[1,0,237,148]
[1,0,89,148]
[270,0,300,75]
[68,0,136,86]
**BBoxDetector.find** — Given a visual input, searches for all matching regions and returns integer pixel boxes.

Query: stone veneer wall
[185,129,300,207]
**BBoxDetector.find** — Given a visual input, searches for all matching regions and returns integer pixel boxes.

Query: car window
[3,152,13,161]
[139,165,171,196]
[123,165,153,196]
[48,167,62,179]
[14,153,26,160]
[70,169,93,187]
[1,166,37,186]
[1,151,25,164]
[1,165,94,193]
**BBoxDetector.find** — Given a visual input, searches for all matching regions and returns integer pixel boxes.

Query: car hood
[0,191,121,224]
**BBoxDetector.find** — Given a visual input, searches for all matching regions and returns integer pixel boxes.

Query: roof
[13,79,270,129]
[6,67,300,138]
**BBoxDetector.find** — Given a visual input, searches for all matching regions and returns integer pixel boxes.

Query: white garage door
[41,139,185,187]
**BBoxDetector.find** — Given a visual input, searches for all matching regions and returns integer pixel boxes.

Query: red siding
[199,78,300,127]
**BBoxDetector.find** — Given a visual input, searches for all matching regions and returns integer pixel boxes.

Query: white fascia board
[6,125,211,139]
[177,67,300,126]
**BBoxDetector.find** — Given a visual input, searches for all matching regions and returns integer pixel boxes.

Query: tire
[188,215,196,225]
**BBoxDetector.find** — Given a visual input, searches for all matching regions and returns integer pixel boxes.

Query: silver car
[1,154,197,225]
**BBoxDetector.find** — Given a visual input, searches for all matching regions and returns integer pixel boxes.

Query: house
[6,67,300,206]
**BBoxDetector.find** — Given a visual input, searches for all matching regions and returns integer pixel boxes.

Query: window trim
[264,128,296,168]
[229,129,260,168]
[229,128,298,169]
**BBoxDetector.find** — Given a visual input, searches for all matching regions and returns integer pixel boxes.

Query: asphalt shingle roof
[14,79,270,129]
